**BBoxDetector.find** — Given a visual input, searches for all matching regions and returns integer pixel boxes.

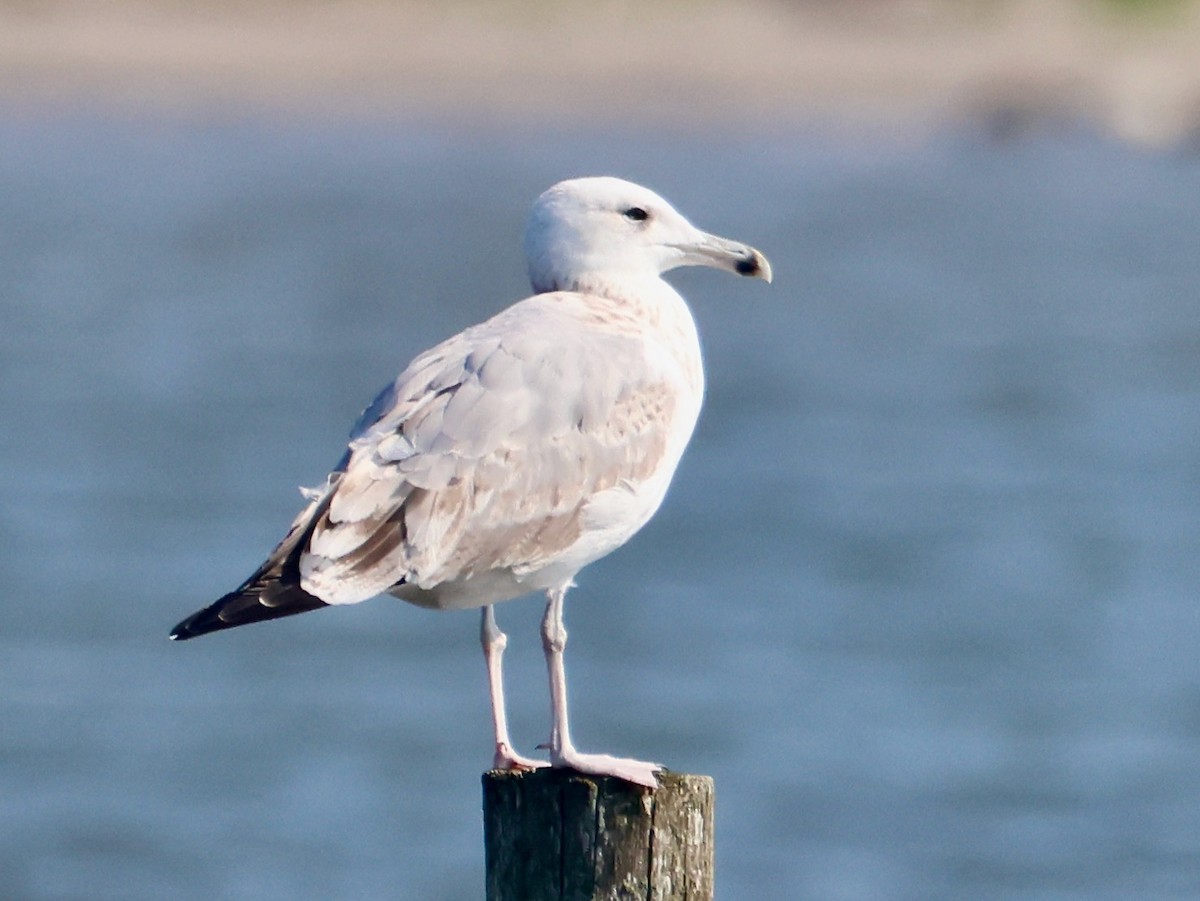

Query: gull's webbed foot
[549,747,662,789]
[493,742,548,772]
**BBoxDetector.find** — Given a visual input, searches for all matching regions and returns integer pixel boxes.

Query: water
[2,112,1200,899]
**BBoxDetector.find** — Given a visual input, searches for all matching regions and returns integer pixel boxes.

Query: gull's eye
[622,207,649,222]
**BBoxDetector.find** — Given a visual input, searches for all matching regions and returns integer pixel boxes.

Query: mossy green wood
[483,769,714,901]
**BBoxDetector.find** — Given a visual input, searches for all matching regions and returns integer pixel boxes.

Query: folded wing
[172,293,682,638]
[301,295,679,603]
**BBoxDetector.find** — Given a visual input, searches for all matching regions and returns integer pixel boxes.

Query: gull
[170,176,771,788]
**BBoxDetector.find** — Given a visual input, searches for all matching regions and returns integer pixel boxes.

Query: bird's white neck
[534,268,678,308]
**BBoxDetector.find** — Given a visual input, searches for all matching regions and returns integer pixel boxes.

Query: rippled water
[2,113,1199,899]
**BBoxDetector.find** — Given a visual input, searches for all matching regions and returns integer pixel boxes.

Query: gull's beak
[672,229,773,283]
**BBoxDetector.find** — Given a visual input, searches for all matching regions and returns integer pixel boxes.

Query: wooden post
[483,768,714,901]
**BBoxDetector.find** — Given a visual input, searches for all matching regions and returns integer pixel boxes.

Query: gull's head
[524,176,772,295]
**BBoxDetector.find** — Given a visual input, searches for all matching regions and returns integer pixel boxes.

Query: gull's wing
[172,293,681,637]
[302,294,681,603]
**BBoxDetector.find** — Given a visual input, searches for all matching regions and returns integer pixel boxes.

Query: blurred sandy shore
[2,0,1199,143]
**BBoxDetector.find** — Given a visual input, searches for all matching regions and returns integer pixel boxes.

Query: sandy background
[2,0,1200,144]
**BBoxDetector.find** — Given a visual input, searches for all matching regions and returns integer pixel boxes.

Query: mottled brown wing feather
[299,295,678,603]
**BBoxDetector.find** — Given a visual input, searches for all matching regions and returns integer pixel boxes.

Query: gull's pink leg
[481,605,546,771]
[540,585,662,788]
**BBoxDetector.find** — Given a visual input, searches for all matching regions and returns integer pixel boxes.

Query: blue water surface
[2,112,1199,899]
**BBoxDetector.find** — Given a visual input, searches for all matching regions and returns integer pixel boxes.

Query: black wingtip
[172,482,337,642]
[169,583,329,642]
[168,599,234,641]
[168,607,219,641]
